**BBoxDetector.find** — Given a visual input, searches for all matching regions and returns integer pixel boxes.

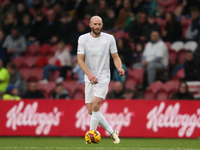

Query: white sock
[90,111,100,130]
[98,113,114,135]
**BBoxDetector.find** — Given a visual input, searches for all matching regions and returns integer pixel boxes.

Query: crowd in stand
[0,0,200,100]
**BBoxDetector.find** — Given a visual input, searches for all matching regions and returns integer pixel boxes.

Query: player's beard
[92,27,101,36]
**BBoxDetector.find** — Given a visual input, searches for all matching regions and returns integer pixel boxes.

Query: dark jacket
[118,46,133,67]
[107,90,125,99]
[164,21,182,42]
[129,20,148,42]
[52,89,70,99]
[29,19,45,41]
[23,90,45,99]
[171,92,194,100]
[9,70,27,96]
[184,59,197,81]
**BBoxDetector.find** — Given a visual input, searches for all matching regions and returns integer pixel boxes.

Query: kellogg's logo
[6,101,62,135]
[147,102,200,137]
[75,102,134,135]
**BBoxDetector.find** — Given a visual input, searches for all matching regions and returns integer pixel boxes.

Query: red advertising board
[0,100,200,138]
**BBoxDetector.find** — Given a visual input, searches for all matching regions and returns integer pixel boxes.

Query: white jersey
[77,32,117,83]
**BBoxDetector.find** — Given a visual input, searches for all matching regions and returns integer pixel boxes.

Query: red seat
[177,50,186,64]
[176,68,185,79]
[125,78,137,91]
[82,19,90,26]
[63,81,80,96]
[26,42,40,55]
[50,44,58,54]
[12,57,26,69]
[40,44,51,55]
[129,68,145,85]
[22,56,40,68]
[108,81,115,92]
[156,90,168,100]
[30,68,43,81]
[129,42,135,51]
[73,89,84,99]
[123,32,129,40]
[168,50,177,65]
[38,82,56,98]
[19,68,31,81]
[163,80,180,93]
[149,81,163,94]
[114,30,125,39]
[143,89,156,100]
[165,42,171,50]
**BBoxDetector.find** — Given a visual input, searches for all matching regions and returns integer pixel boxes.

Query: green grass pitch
[0,137,200,150]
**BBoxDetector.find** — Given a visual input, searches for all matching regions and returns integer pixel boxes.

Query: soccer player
[77,16,124,144]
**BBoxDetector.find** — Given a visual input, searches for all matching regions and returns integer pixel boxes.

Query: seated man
[52,83,70,99]
[3,26,26,58]
[133,30,168,86]
[3,84,21,101]
[107,81,125,99]
[6,62,27,96]
[23,80,45,99]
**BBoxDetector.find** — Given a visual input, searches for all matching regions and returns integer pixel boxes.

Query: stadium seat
[82,19,90,26]
[176,68,185,79]
[123,32,129,40]
[114,30,125,39]
[22,56,40,68]
[73,89,85,99]
[40,44,51,55]
[143,89,156,100]
[149,81,163,94]
[62,81,79,97]
[50,44,58,54]
[156,90,168,100]
[108,81,115,92]
[170,41,184,52]
[12,57,26,69]
[26,42,40,56]
[38,82,56,98]
[177,50,186,64]
[30,68,43,80]
[163,80,180,93]
[129,68,145,85]
[19,68,31,81]
[125,78,137,91]
[184,41,198,52]
[168,49,177,65]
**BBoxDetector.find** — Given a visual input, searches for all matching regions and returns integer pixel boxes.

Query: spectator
[124,89,138,100]
[95,0,109,20]
[2,13,18,35]
[0,59,10,93]
[72,64,84,84]
[20,14,32,39]
[108,81,125,99]
[28,10,45,43]
[58,12,77,43]
[2,84,21,100]
[24,80,45,99]
[133,42,144,64]
[133,31,168,86]
[16,2,29,25]
[171,81,194,100]
[52,83,70,99]
[69,21,88,57]
[40,41,72,84]
[183,50,197,81]
[40,9,60,44]
[162,12,182,42]
[114,0,132,30]
[142,0,156,15]
[194,46,200,81]
[3,26,26,59]
[113,63,127,83]
[194,86,200,100]
[186,7,200,42]
[157,0,179,13]
[6,62,27,96]
[103,9,116,31]
[178,0,200,16]
[53,2,64,19]
[0,30,7,65]
[84,0,98,19]
[129,11,148,43]
[117,38,133,67]
[144,15,162,42]
[0,0,16,26]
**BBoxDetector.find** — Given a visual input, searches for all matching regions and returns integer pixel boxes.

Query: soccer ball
[85,130,101,144]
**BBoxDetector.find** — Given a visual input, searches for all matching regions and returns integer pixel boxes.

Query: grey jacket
[9,70,27,96]
[3,34,26,54]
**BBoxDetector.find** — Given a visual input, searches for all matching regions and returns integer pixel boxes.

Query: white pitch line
[0,147,199,150]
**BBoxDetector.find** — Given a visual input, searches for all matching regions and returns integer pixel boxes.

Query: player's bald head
[90,16,103,24]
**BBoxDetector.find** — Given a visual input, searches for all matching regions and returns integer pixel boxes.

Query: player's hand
[87,73,98,84]
[118,68,125,76]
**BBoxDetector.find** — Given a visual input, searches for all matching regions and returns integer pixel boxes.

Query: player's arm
[77,54,98,84]
[111,52,124,76]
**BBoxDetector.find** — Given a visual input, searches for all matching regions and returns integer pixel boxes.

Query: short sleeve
[77,36,85,54]
[109,35,118,54]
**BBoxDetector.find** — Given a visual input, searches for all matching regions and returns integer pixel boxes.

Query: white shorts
[85,82,109,103]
